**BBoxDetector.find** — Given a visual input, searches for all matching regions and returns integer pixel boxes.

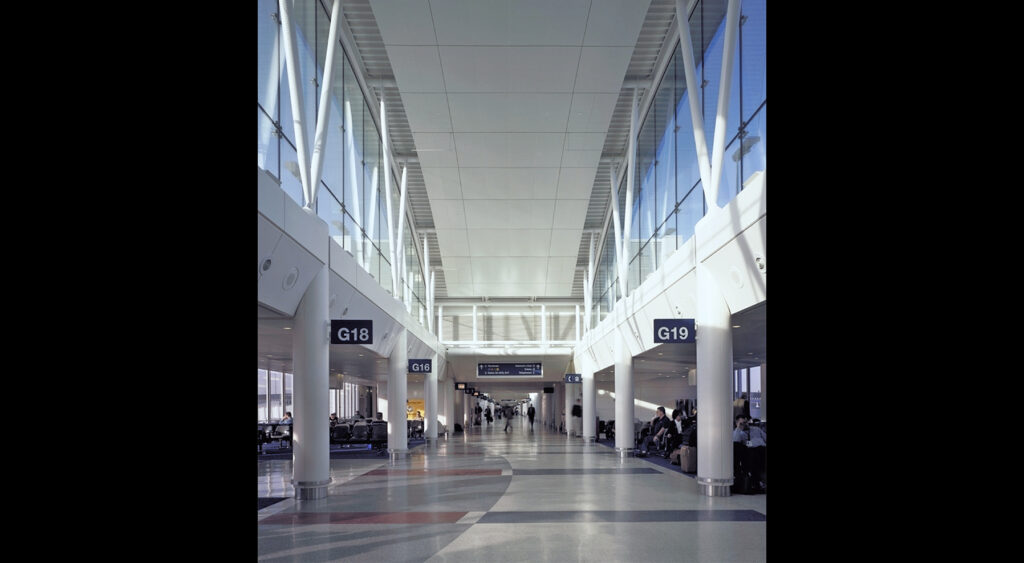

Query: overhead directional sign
[331,319,373,344]
[654,319,695,343]
[564,373,582,383]
[478,362,542,376]
[409,359,432,373]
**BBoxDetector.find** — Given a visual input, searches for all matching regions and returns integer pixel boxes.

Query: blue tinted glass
[677,181,704,244]
[741,0,766,122]
[258,108,279,180]
[741,105,766,187]
[257,0,279,118]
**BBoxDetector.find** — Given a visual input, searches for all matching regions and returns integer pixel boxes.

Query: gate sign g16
[654,319,695,343]
[409,359,432,373]
[331,319,373,344]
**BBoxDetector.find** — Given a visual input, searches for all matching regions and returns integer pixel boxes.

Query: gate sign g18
[654,318,695,343]
[331,319,373,344]
[409,359,432,373]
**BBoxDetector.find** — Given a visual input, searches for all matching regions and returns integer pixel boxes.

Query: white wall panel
[583,0,653,46]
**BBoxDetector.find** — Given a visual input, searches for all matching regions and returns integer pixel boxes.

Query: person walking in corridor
[527,403,536,430]
[503,404,514,432]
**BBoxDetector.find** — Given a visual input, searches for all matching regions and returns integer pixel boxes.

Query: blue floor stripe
[512,468,660,475]
[477,510,765,523]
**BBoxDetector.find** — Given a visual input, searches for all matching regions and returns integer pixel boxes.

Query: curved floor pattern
[258,416,766,562]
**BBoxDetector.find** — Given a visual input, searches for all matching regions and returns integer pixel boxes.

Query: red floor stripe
[260,511,468,525]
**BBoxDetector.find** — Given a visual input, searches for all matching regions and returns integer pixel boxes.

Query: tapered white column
[613,327,634,456]
[582,355,596,442]
[292,261,330,500]
[540,392,549,431]
[695,261,734,496]
[425,351,438,442]
[564,380,573,436]
[278,0,311,204]
[387,328,408,458]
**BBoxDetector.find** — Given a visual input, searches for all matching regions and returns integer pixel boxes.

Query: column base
[614,447,634,458]
[696,477,734,497]
[388,448,409,462]
[583,436,596,443]
[294,479,330,500]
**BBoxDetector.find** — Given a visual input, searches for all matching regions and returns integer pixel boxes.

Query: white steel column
[292,261,330,500]
[540,391,549,431]
[708,0,742,201]
[676,0,714,210]
[259,25,280,169]
[564,380,573,436]
[395,166,409,301]
[278,0,311,205]
[364,168,378,268]
[343,100,364,269]
[695,261,734,496]
[619,89,638,297]
[425,351,438,442]
[582,355,596,442]
[382,99,398,297]
[472,305,478,342]
[613,327,634,456]
[387,328,409,459]
[307,0,342,210]
[438,305,444,341]
[609,168,624,294]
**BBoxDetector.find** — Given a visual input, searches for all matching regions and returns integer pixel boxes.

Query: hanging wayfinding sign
[653,319,695,343]
[331,320,373,344]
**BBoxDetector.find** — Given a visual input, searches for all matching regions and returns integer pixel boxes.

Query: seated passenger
[733,415,766,492]
[329,413,339,427]
[639,407,672,455]
[664,409,686,453]
[280,412,293,424]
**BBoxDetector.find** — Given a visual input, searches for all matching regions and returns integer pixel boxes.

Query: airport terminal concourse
[258,0,765,560]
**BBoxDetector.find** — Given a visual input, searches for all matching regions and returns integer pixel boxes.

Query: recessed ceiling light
[732,325,741,328]
[283,327,291,330]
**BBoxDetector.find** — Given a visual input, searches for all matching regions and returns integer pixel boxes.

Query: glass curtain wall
[591,0,765,321]
[258,0,440,311]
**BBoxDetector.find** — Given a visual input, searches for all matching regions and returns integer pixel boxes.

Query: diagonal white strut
[278,0,312,206]
[344,100,364,269]
[708,0,741,202]
[307,0,343,211]
[618,89,639,300]
[609,164,624,300]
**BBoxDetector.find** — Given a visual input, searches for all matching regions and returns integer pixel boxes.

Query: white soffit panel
[401,93,453,132]
[546,256,578,285]
[583,0,653,47]
[439,47,580,93]
[573,47,635,93]
[439,256,474,284]
[384,46,446,92]
[472,257,549,284]
[446,93,572,133]
[421,167,464,199]
[560,148,602,168]
[435,228,472,256]
[463,200,556,229]
[430,0,589,46]
[473,283,548,297]
[567,93,619,132]
[556,167,598,199]
[467,229,553,257]
[549,230,583,256]
[444,283,476,297]
[368,0,436,45]
[566,133,607,151]
[459,168,560,200]
[430,199,468,228]
[553,200,589,230]
[454,133,565,168]
[545,283,574,297]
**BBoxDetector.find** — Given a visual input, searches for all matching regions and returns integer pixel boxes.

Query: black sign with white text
[331,320,373,344]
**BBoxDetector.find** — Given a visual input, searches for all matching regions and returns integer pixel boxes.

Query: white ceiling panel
[430,0,589,46]
[416,150,459,168]
[430,199,468,228]
[545,256,578,285]
[471,283,548,297]
[413,132,459,167]
[400,93,452,132]
[583,0,653,46]
[567,93,620,132]
[549,229,583,256]
[467,229,552,257]
[556,167,597,199]
[368,0,437,45]
[472,256,549,284]
[566,133,607,151]
[443,283,476,297]
[385,45,446,92]
[447,93,572,133]
[459,168,560,200]
[435,228,471,256]
[464,200,556,229]
[553,199,589,229]
[573,47,634,92]
[438,256,474,284]
[560,148,602,168]
[455,133,565,168]
[421,167,463,199]
[439,47,580,93]
[544,283,574,297]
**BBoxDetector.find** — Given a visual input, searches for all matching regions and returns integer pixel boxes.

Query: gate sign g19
[409,359,432,373]
[654,318,695,343]
[331,319,373,344]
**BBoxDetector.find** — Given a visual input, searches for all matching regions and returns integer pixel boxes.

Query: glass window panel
[270,370,283,420]
[320,95,345,206]
[741,0,766,122]
[318,187,346,248]
[344,58,365,233]
[742,105,766,187]
[677,181,704,244]
[363,103,382,248]
[258,369,268,422]
[280,139,304,207]
[258,108,280,181]
[257,0,280,119]
[718,132,742,208]
[284,372,293,415]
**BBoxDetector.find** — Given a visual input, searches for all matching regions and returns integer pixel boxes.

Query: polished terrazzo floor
[258,416,766,562]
